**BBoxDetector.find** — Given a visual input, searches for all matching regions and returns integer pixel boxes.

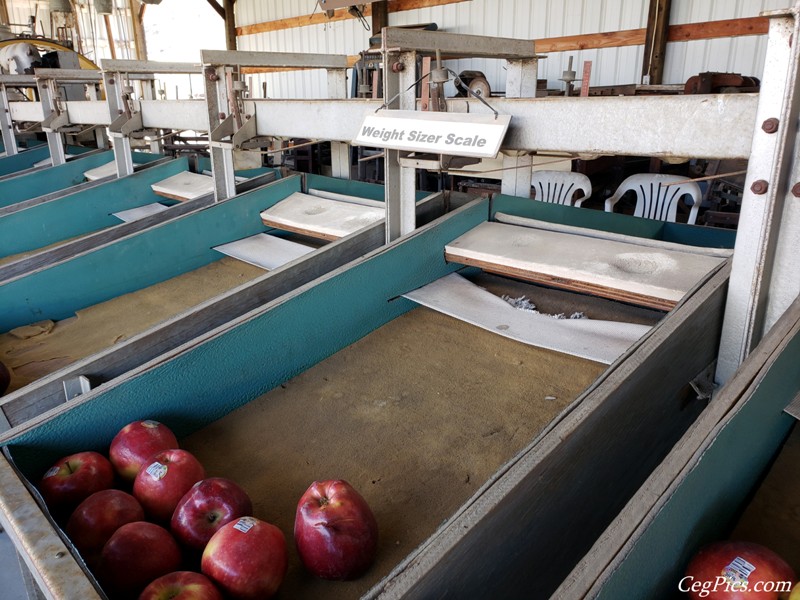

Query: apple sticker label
[43,466,60,478]
[722,556,756,586]
[142,420,160,428]
[233,517,256,533]
[145,461,168,480]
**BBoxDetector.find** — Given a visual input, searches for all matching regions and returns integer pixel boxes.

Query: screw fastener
[751,179,769,195]
[762,118,780,134]
[391,61,405,73]
[791,182,800,198]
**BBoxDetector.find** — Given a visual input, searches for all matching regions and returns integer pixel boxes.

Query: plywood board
[404,273,651,364]
[83,161,140,181]
[111,202,169,223]
[445,221,725,310]
[213,233,314,270]
[150,171,214,201]
[260,192,384,241]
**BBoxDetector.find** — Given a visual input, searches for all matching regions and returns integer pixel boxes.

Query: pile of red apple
[36,419,379,599]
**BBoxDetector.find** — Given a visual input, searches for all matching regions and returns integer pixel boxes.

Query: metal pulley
[454,70,491,98]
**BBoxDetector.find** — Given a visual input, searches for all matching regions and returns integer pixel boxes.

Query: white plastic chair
[530,170,592,207]
[604,173,702,224]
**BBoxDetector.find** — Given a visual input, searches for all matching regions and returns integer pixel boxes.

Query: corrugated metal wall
[235,0,789,99]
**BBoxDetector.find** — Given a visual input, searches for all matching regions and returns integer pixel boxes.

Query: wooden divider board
[151,171,214,201]
[260,191,384,241]
[213,233,315,270]
[111,202,169,223]
[83,161,140,181]
[444,222,726,311]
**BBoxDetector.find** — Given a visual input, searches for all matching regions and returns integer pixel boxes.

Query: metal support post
[327,67,350,179]
[103,70,135,177]
[501,57,539,197]
[0,82,18,156]
[204,63,238,201]
[717,9,800,384]
[37,78,66,166]
[382,50,417,242]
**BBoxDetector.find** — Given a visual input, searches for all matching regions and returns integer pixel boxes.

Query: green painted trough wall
[5,199,490,476]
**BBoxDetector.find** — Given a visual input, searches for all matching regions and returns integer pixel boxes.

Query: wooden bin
[556,297,800,599]
[0,198,736,599]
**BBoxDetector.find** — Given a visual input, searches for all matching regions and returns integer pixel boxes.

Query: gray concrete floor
[0,528,31,600]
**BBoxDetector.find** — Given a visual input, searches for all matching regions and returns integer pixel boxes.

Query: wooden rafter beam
[236,0,463,37]
[205,0,225,20]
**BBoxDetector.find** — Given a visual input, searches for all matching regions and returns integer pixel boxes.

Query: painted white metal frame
[200,49,350,202]
[716,6,800,383]
[380,27,541,241]
[101,60,202,178]
[0,74,37,157]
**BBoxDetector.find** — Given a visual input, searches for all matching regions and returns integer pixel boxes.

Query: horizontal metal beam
[64,101,112,126]
[34,68,101,82]
[0,75,35,87]
[201,49,348,69]
[248,94,757,159]
[139,99,209,131]
[382,27,537,59]
[101,59,202,74]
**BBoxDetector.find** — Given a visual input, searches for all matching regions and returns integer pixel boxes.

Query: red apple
[171,477,253,551]
[38,451,114,515]
[100,521,182,599]
[138,571,223,600]
[66,489,144,567]
[201,516,288,599]
[294,479,379,580]
[683,540,796,599]
[109,419,179,482]
[133,449,205,523]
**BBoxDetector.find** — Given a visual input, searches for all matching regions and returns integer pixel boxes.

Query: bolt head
[751,179,769,195]
[391,61,405,73]
[218,112,226,120]
[762,118,780,134]
[791,182,800,198]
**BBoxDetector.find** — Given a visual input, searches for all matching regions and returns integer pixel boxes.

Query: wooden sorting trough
[0,174,436,435]
[0,196,738,599]
[0,158,276,282]
[0,144,91,179]
[0,148,116,203]
[555,296,800,599]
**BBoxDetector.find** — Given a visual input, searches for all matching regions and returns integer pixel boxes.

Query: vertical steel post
[501,57,538,196]
[327,67,350,179]
[103,70,135,177]
[204,64,237,202]
[37,77,66,166]
[717,9,800,384]
[0,83,18,157]
[382,50,417,242]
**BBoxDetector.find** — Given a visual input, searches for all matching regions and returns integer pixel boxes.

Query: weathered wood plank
[0,193,450,439]
[557,295,800,598]
[0,453,101,600]
[445,221,725,311]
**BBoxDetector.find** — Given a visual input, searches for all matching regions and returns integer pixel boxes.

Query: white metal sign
[353,110,511,158]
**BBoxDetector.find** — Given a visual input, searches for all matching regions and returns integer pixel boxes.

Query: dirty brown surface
[731,423,800,574]
[182,306,607,599]
[0,257,265,393]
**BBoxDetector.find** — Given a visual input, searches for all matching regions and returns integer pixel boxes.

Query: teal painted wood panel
[595,330,800,600]
[0,145,51,177]
[0,174,303,331]
[304,173,427,202]
[0,157,188,258]
[0,151,118,208]
[5,199,490,477]
[492,194,736,249]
